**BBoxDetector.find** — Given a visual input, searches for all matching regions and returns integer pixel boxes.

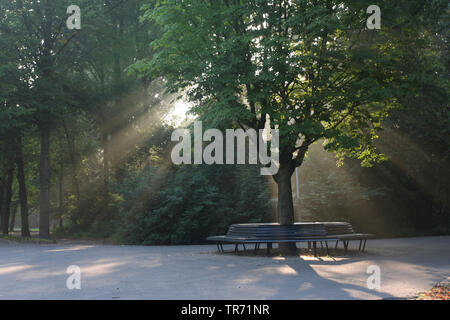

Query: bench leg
[216,243,221,253]
[343,240,348,255]
[267,243,272,255]
[313,241,317,257]
[220,243,224,253]
[358,240,363,252]
[308,242,311,250]
[335,240,339,249]
[325,241,329,256]
[235,244,238,253]
[362,239,367,253]
[242,243,246,251]
[254,243,258,254]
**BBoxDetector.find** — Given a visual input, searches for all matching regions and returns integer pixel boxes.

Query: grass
[0,233,56,244]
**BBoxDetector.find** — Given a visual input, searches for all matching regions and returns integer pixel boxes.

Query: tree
[15,133,30,236]
[0,0,33,236]
[138,0,445,252]
[0,162,13,234]
[0,0,109,237]
[0,0,83,237]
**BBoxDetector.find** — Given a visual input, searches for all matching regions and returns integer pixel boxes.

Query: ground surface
[0,236,449,300]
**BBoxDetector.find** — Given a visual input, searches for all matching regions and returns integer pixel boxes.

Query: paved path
[0,236,448,299]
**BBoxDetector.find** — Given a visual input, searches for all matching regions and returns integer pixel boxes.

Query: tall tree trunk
[0,180,4,231]
[58,167,64,228]
[62,120,80,200]
[276,162,297,253]
[16,133,30,237]
[277,163,295,224]
[2,164,14,235]
[9,202,18,232]
[102,129,110,191]
[39,123,51,238]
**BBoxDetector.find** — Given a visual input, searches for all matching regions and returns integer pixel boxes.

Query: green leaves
[117,164,271,245]
[136,0,446,168]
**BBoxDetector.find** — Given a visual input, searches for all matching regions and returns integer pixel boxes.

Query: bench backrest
[226,222,354,239]
[226,223,323,239]
[323,222,354,235]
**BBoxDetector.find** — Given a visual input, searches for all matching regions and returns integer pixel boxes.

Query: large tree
[137,0,445,251]
[0,0,33,236]
[0,0,93,237]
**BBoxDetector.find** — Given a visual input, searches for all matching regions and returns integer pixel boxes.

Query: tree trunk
[102,130,110,191]
[2,164,14,235]
[101,129,112,220]
[10,202,18,232]
[58,167,64,229]
[62,120,80,200]
[276,162,297,253]
[16,134,30,237]
[39,123,51,238]
[0,180,4,231]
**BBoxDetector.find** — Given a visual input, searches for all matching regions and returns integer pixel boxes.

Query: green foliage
[117,164,271,244]
[138,0,447,169]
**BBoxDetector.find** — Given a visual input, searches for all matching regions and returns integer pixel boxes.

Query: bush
[117,163,272,244]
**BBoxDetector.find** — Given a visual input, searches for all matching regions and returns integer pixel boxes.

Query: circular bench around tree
[206,222,373,256]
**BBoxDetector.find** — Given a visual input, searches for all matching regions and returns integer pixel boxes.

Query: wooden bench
[206,222,373,256]
[322,222,373,254]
